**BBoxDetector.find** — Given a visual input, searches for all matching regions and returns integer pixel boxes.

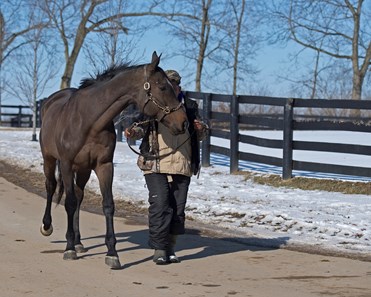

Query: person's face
[170,80,181,97]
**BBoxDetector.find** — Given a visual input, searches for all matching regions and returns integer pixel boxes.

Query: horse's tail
[56,160,64,205]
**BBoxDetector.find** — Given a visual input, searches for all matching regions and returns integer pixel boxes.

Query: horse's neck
[91,97,131,133]
[81,71,142,133]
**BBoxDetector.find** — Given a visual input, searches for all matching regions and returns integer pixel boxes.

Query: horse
[39,51,188,269]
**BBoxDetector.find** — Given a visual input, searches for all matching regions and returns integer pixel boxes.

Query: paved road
[1,177,370,297]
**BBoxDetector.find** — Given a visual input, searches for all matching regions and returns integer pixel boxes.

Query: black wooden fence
[185,91,371,180]
[0,101,43,127]
[0,105,33,127]
[2,94,371,180]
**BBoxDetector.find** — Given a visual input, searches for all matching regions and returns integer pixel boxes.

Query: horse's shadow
[53,227,290,269]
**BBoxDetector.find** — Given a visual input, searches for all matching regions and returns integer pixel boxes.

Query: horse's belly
[73,142,115,171]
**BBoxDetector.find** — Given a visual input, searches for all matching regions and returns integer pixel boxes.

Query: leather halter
[126,119,193,160]
[142,66,183,122]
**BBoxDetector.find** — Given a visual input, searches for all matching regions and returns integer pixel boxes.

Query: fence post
[202,93,211,167]
[36,99,45,128]
[283,98,294,179]
[18,106,22,127]
[230,95,239,174]
[116,123,123,142]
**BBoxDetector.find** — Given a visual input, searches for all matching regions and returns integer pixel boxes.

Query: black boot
[167,235,180,263]
[153,249,169,265]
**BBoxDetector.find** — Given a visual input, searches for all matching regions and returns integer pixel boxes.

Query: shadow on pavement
[53,228,290,269]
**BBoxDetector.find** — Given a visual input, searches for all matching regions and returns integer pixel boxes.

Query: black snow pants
[144,173,191,250]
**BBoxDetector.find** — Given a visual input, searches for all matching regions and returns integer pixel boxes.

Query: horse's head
[139,52,188,135]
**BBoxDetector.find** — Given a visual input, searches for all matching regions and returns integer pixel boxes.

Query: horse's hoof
[105,256,121,269]
[63,250,77,260]
[75,244,87,253]
[40,224,53,236]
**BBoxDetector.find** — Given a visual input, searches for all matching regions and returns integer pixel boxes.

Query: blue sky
[3,24,306,106]
[74,28,303,99]
[133,29,300,96]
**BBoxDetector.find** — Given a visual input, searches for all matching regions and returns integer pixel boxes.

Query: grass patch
[235,171,370,195]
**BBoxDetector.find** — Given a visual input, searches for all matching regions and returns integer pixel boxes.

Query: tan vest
[142,122,192,177]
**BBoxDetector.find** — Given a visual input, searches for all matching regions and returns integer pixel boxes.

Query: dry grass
[235,171,370,195]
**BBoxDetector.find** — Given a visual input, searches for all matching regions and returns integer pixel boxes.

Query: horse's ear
[150,51,161,69]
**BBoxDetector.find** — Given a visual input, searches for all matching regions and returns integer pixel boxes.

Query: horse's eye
[156,81,166,91]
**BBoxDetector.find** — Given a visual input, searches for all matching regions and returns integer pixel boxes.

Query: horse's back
[41,88,77,121]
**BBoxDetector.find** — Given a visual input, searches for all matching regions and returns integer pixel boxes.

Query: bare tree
[39,0,125,88]
[5,10,58,140]
[83,0,145,72]
[0,0,45,65]
[213,0,262,95]
[195,0,213,92]
[158,0,262,95]
[158,0,223,92]
[267,0,371,100]
[0,0,45,119]
[230,0,245,96]
[38,0,193,89]
[279,48,333,100]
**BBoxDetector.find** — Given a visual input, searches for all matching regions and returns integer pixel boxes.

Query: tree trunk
[60,59,76,89]
[351,71,362,117]
[60,18,87,89]
[351,72,362,101]
[195,0,212,92]
[232,0,245,96]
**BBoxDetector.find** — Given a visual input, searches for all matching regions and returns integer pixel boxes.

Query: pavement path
[1,177,371,297]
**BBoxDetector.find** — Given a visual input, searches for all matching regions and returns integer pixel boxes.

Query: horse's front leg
[95,162,121,269]
[60,162,78,260]
[73,170,91,253]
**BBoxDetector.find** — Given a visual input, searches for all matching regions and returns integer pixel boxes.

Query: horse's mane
[79,63,141,89]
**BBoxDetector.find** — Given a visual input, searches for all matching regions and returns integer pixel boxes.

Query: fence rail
[0,102,43,128]
[0,105,33,127]
[185,91,371,180]
[3,94,371,180]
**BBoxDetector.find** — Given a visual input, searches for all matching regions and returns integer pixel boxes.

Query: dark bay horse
[39,52,188,268]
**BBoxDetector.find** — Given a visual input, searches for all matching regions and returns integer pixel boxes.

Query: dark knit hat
[165,70,181,85]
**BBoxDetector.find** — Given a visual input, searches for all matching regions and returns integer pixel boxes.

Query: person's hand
[193,119,207,131]
[124,128,135,138]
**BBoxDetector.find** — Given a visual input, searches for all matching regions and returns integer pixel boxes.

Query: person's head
[165,70,181,96]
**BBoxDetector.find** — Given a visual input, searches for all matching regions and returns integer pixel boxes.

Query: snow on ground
[0,128,370,257]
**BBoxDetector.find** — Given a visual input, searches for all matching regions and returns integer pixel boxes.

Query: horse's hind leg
[73,170,91,253]
[40,157,57,236]
[95,162,121,269]
[59,162,78,260]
